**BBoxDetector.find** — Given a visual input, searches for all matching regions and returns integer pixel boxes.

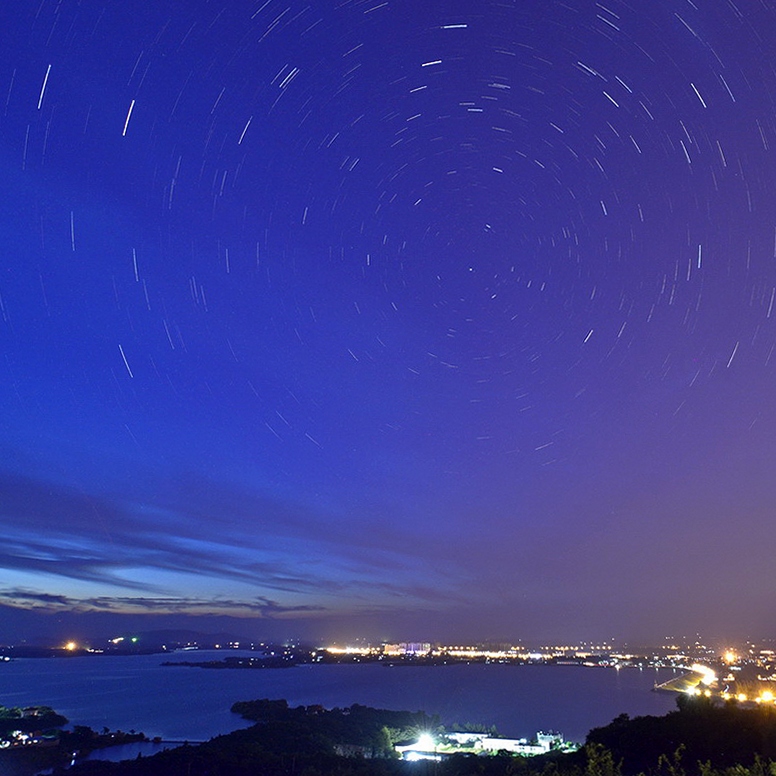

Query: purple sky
[1,0,776,645]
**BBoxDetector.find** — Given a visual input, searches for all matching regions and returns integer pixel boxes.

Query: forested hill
[586,694,776,774]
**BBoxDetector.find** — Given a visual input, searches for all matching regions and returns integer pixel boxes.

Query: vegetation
[0,705,67,736]
[585,695,776,774]
[0,709,147,776]
[231,698,441,754]
[7,695,776,776]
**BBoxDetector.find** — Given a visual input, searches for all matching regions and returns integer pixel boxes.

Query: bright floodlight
[416,734,435,751]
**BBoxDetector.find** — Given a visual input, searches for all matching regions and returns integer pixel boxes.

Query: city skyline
[2,0,776,644]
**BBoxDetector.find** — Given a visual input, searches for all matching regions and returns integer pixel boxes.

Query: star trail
[1,0,776,643]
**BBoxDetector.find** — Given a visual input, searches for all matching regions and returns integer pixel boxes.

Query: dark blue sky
[2,0,776,645]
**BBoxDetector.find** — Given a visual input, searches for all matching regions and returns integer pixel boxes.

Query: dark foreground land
[5,694,776,776]
[0,707,149,776]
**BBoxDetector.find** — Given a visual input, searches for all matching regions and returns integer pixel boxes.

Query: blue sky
[2,0,776,645]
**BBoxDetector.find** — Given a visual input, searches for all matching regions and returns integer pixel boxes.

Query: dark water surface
[0,652,679,743]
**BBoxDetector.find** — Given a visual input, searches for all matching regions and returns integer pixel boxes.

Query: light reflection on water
[0,652,679,743]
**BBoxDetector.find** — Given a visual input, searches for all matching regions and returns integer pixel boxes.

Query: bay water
[0,652,679,745]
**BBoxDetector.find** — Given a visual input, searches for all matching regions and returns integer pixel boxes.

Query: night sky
[2,0,776,645]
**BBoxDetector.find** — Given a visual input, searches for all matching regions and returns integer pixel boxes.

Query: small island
[162,655,297,669]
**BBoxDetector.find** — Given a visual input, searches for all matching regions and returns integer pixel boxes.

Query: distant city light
[690,663,716,686]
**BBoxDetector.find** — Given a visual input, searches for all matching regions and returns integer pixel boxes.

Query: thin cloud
[0,588,325,618]
[0,469,465,608]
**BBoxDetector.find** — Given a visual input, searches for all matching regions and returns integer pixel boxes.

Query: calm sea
[0,652,679,744]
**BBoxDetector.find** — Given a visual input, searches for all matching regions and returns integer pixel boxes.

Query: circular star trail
[1,0,776,641]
